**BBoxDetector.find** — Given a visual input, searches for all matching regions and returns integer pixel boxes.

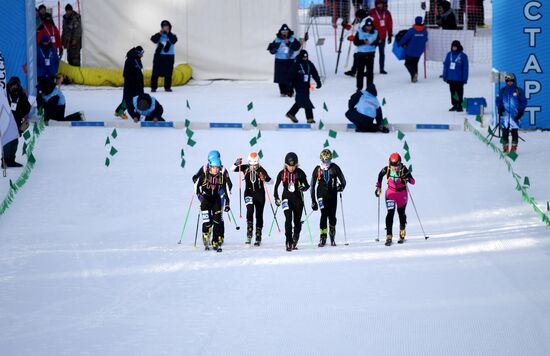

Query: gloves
[299,184,308,192]
[337,184,344,192]
[514,109,524,121]
[275,199,282,207]
[316,82,322,89]
[375,188,381,198]
[197,194,205,203]
[234,157,242,166]
[347,35,355,41]
[498,106,504,116]
[312,201,318,211]
[164,42,172,52]
[388,35,393,44]
[342,22,352,30]
[224,205,230,212]
[223,197,230,212]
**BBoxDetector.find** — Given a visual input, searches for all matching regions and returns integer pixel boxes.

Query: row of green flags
[247,102,264,159]
[181,100,196,169]
[318,102,339,159]
[104,129,119,167]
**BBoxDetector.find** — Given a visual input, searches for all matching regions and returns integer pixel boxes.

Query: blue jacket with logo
[443,50,469,83]
[398,24,428,58]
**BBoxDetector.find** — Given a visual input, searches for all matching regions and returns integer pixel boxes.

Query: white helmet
[248,152,259,167]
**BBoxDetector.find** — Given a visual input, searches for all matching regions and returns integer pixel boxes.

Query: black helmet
[285,152,298,166]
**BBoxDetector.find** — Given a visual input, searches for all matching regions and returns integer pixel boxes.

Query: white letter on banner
[523,54,543,73]
[524,1,542,21]
[524,28,542,47]
[524,80,541,99]
[525,107,541,126]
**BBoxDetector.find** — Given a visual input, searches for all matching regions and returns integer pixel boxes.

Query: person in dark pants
[345,83,389,133]
[398,16,428,83]
[436,1,458,29]
[3,77,31,168]
[195,154,231,252]
[232,152,272,246]
[115,46,145,119]
[369,0,393,74]
[376,153,415,246]
[285,50,322,124]
[344,9,368,77]
[37,35,60,84]
[128,93,165,122]
[267,24,301,97]
[353,17,379,90]
[274,152,310,251]
[310,149,346,247]
[496,74,527,154]
[62,4,82,66]
[150,20,177,92]
[36,80,82,123]
[442,40,468,112]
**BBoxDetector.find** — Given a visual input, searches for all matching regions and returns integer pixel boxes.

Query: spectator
[115,46,145,120]
[496,74,527,153]
[285,50,322,124]
[150,20,177,92]
[397,16,428,83]
[344,8,368,77]
[37,13,62,57]
[129,93,165,122]
[345,83,389,133]
[3,77,31,168]
[369,0,393,74]
[36,5,49,29]
[36,80,82,123]
[442,40,468,112]
[353,17,379,90]
[62,4,82,66]
[267,24,301,97]
[437,1,458,29]
[37,35,60,83]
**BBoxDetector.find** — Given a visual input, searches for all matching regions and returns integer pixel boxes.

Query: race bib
[244,196,253,206]
[10,103,17,111]
[51,36,56,43]
[450,62,456,70]
[380,20,385,27]
[303,74,309,82]
[288,182,295,193]
[282,46,289,54]
[282,199,289,211]
[201,211,210,222]
[386,199,395,210]
[318,198,324,209]
[45,58,51,66]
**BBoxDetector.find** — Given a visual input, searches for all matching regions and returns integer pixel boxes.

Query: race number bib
[244,196,253,206]
[303,74,309,82]
[450,62,456,70]
[11,103,17,111]
[282,199,289,211]
[201,211,210,222]
[318,198,325,209]
[51,36,56,43]
[45,58,51,66]
[386,199,395,210]
[380,20,385,27]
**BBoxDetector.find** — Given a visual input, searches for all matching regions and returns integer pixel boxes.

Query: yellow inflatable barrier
[58,61,192,87]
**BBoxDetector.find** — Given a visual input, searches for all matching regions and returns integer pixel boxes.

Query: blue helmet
[209,156,222,167]
[208,150,221,166]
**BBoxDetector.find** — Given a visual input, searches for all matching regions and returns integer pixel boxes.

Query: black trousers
[151,71,173,91]
[288,103,313,120]
[278,83,294,96]
[245,192,266,228]
[319,194,337,231]
[502,128,519,145]
[377,40,386,72]
[282,193,304,244]
[404,56,420,80]
[386,205,407,236]
[448,81,464,109]
[356,52,375,90]
[2,139,18,163]
[201,199,224,243]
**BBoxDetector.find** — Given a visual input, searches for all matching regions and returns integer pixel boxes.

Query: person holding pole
[231,152,272,246]
[495,73,527,154]
[375,153,415,246]
[310,149,346,247]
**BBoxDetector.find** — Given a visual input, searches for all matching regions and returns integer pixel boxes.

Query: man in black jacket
[436,1,458,30]
[115,46,144,119]
[285,50,322,124]
[2,77,31,168]
[150,20,177,92]
[345,83,389,133]
[267,24,302,97]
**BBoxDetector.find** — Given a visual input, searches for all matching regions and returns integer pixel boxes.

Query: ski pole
[178,193,195,244]
[301,191,314,247]
[238,164,242,218]
[406,186,429,240]
[229,209,241,230]
[300,211,314,225]
[268,206,279,237]
[339,192,348,245]
[263,180,281,233]
[376,195,381,242]
[193,211,200,248]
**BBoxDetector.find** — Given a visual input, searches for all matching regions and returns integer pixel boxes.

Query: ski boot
[385,234,393,246]
[318,229,328,247]
[203,232,210,251]
[511,143,518,153]
[286,112,298,123]
[286,237,293,252]
[246,222,253,245]
[214,236,223,252]
[307,118,316,124]
[254,227,262,246]
[398,229,406,244]
[329,225,337,246]
[292,236,299,250]
[503,144,509,153]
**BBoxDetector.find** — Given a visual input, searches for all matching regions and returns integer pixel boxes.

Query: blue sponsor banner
[493,1,549,129]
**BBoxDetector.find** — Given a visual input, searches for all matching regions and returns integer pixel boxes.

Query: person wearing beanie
[353,16,379,90]
[369,0,393,74]
[62,3,82,66]
[150,20,178,92]
[397,16,428,83]
[37,12,62,57]
[285,50,322,124]
[345,83,389,133]
[442,40,469,111]
[37,35,60,83]
[344,8,369,77]
[129,93,165,122]
[267,24,302,97]
[436,1,458,30]
[115,46,145,119]
[496,74,527,154]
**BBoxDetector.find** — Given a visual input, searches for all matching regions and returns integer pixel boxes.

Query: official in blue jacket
[495,74,527,153]
[37,35,60,83]
[267,24,302,97]
[442,40,469,112]
[345,83,389,133]
[353,17,379,90]
[36,80,82,122]
[150,20,177,92]
[129,93,165,122]
[398,16,428,83]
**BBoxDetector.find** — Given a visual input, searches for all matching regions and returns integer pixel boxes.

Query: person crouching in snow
[345,83,389,133]
[310,149,346,247]
[495,73,527,154]
[375,153,415,246]
[36,80,82,123]
[232,152,272,246]
[274,152,310,251]
[267,24,301,97]
[195,154,231,252]
[129,93,165,122]
[442,40,468,112]
[285,50,322,124]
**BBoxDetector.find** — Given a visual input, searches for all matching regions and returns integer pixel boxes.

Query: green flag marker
[328,129,337,139]
[181,158,186,168]
[251,119,258,127]
[186,127,194,138]
[507,151,518,161]
[382,118,389,126]
[109,146,118,156]
[111,128,118,139]
[257,131,262,140]
[523,177,530,188]
[323,102,328,112]
[185,119,191,127]
[409,164,413,173]
[382,98,386,106]
[28,153,36,165]
[23,130,31,140]
[105,137,110,146]
[33,122,39,134]
[105,157,110,167]
[247,102,254,111]
[397,130,405,141]
[249,137,257,146]
[187,138,196,147]
[403,142,409,151]
[323,139,330,148]
[476,115,482,123]
[186,100,191,109]
[22,142,28,156]
[332,150,339,159]
[404,151,411,162]
[258,150,264,159]
[452,92,459,102]
[462,99,468,109]
[318,120,324,130]
[181,149,185,158]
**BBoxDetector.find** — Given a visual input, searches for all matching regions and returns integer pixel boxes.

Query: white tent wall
[81,0,297,80]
